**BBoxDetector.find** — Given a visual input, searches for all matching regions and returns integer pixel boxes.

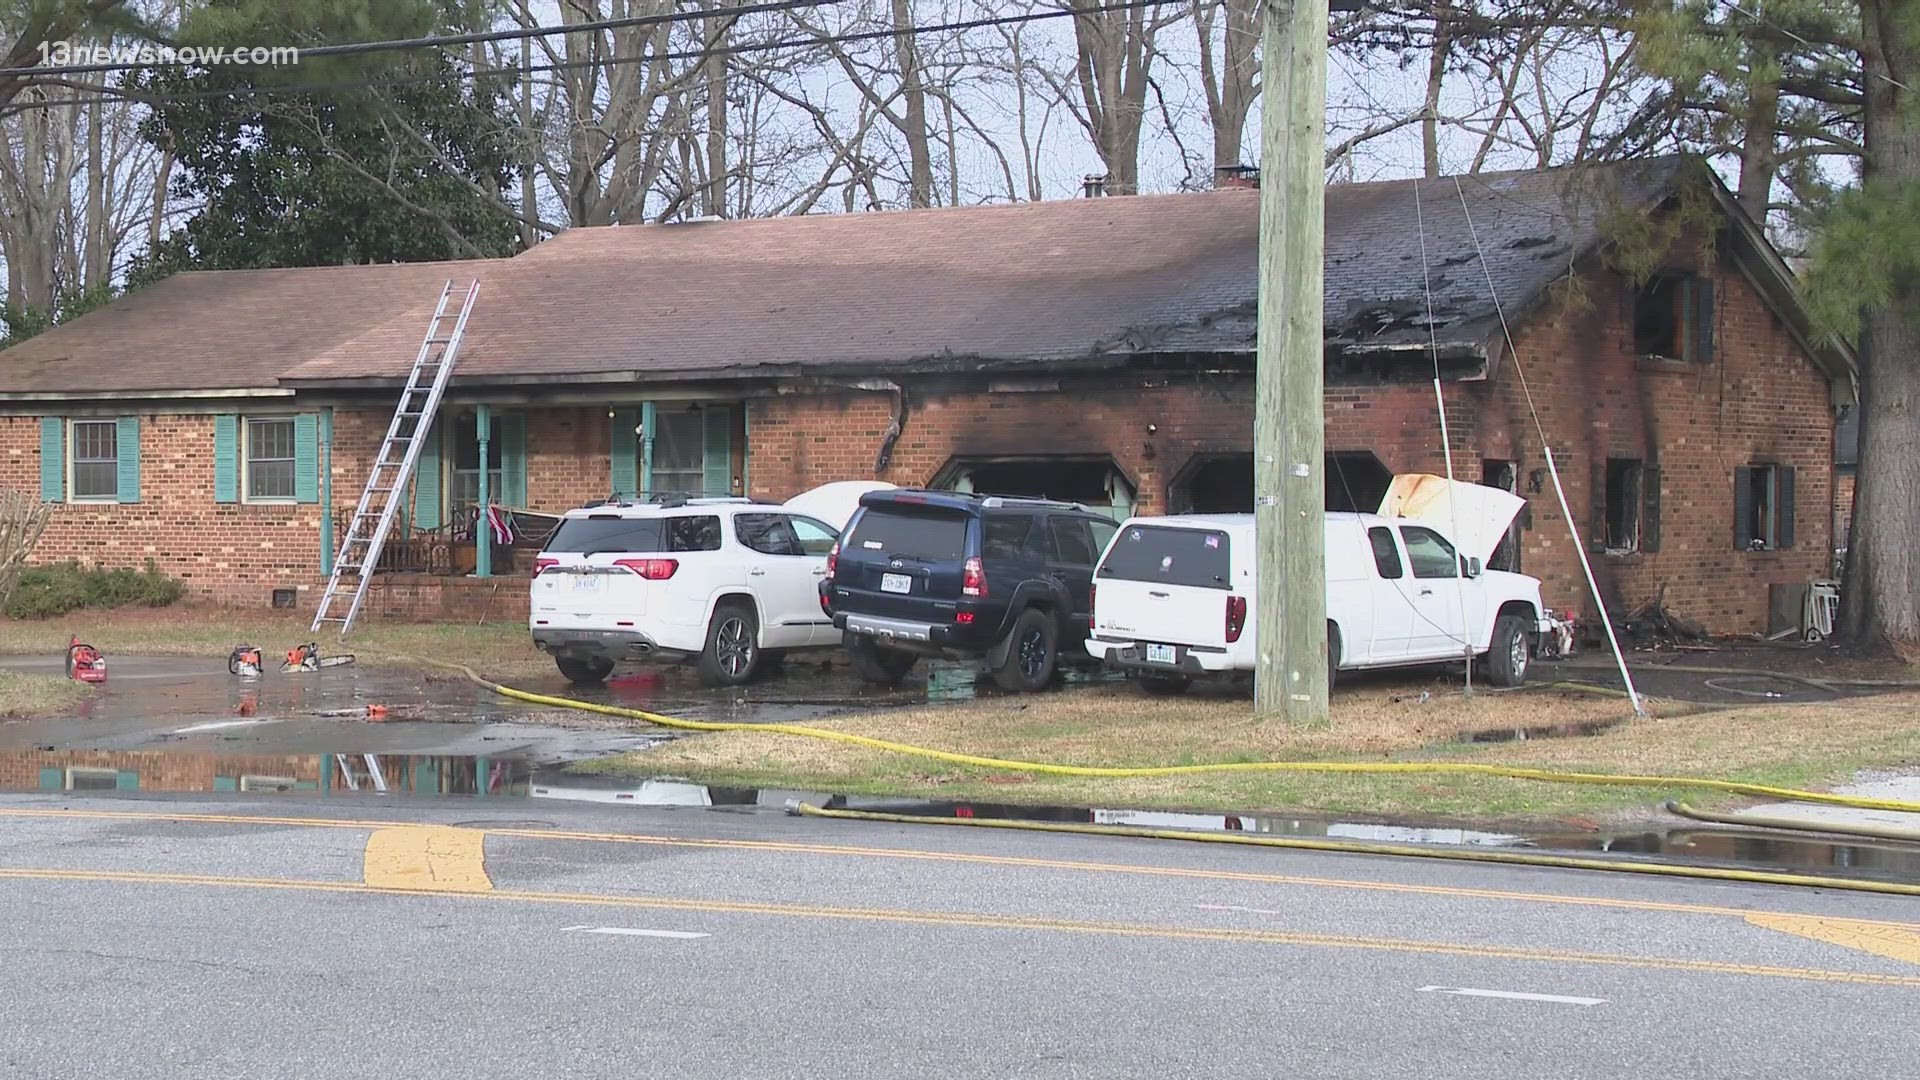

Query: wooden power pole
[1252,0,1330,723]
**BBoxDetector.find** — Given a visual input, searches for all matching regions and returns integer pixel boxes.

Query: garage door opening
[1169,452,1395,514]
[931,455,1137,521]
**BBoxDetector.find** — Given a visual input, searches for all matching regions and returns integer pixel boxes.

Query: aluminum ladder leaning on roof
[310,279,481,638]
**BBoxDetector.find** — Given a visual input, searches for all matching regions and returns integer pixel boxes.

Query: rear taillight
[825,541,838,579]
[532,557,558,576]
[613,557,679,580]
[962,556,987,598]
[1225,595,1247,642]
[1089,583,1097,629]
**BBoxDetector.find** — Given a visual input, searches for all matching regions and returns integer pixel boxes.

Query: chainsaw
[282,642,356,673]
[65,636,106,683]
[228,645,264,677]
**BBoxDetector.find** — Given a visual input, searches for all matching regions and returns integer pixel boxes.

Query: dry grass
[0,608,553,679]
[0,671,91,718]
[595,685,1920,826]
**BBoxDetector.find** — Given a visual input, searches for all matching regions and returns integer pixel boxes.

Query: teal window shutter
[115,770,138,791]
[703,405,733,495]
[115,416,140,503]
[610,409,639,498]
[501,412,528,507]
[37,767,60,791]
[213,415,240,503]
[293,414,320,503]
[38,417,63,502]
[411,417,443,529]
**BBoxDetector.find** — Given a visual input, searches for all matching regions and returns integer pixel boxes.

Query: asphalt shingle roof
[0,157,1693,395]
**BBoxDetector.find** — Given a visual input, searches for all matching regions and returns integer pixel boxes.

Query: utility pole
[1252,0,1330,723]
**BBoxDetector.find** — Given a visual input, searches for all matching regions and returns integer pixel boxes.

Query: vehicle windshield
[542,516,666,554]
[1096,524,1231,589]
[842,506,970,560]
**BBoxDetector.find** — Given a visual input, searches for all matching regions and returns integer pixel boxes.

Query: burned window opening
[1735,464,1794,552]
[933,456,1135,521]
[1481,459,1524,573]
[1604,459,1644,553]
[1168,451,1392,514]
[1632,273,1713,361]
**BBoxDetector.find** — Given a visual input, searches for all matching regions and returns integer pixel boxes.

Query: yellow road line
[5,805,1917,932]
[0,865,1914,988]
[362,827,492,893]
[1747,913,1920,967]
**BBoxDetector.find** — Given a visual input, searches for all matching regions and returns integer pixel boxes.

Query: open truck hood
[783,480,897,531]
[1378,474,1525,565]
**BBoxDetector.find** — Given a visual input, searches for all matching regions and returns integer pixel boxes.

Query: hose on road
[1668,800,1920,844]
[793,803,1920,897]
[407,655,1920,816]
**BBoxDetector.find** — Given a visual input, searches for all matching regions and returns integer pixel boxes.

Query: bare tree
[1193,0,1259,172]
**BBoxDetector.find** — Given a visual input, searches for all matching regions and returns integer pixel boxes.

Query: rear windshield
[543,516,665,554]
[542,514,722,554]
[1096,525,1231,589]
[844,506,969,561]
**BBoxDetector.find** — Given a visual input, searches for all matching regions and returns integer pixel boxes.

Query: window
[1049,517,1098,566]
[1399,526,1459,579]
[245,417,297,502]
[789,516,838,556]
[70,420,117,501]
[1604,459,1643,553]
[1736,465,1796,551]
[1088,519,1117,560]
[1631,273,1714,361]
[65,767,118,791]
[844,507,969,561]
[448,412,503,514]
[983,514,1034,561]
[543,515,666,554]
[1097,525,1231,589]
[735,513,800,556]
[650,408,706,495]
[1367,526,1403,579]
[666,515,722,552]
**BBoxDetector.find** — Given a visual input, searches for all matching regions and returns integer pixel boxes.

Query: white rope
[1414,178,1478,693]
[1452,177,1646,717]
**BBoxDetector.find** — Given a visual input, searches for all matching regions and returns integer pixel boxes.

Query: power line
[0,0,848,79]
[2,1,1161,114]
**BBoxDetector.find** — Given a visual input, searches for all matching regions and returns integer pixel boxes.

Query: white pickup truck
[1084,475,1553,693]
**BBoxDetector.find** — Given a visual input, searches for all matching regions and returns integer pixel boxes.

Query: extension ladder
[310,280,480,637]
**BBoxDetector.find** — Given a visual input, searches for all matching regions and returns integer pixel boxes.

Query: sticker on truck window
[1204,535,1219,548]
[1160,556,1173,571]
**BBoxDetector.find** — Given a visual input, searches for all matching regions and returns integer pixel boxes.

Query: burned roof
[0,155,1810,396]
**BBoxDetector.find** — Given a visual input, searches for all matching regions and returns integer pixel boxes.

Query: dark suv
[819,490,1119,692]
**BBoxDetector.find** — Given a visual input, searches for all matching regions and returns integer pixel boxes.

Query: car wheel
[990,607,1057,693]
[1137,673,1192,694]
[554,655,614,685]
[846,634,917,686]
[697,601,763,687]
[1486,613,1531,688]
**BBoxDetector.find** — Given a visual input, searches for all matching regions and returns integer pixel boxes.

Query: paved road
[2,792,1917,1079]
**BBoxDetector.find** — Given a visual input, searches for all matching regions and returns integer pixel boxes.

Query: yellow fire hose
[410,656,1920,815]
[387,655,1920,895]
[792,803,1920,897]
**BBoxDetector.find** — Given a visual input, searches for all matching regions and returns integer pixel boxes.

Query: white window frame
[67,419,119,503]
[65,766,118,791]
[241,415,299,505]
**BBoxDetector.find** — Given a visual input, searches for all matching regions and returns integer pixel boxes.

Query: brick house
[0,156,1855,635]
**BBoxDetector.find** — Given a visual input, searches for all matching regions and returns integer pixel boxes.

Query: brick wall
[0,749,320,793]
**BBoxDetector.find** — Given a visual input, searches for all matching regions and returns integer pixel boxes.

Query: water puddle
[6,749,539,797]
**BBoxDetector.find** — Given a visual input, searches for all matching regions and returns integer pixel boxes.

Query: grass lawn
[0,607,554,680]
[0,671,93,718]
[587,684,1920,826]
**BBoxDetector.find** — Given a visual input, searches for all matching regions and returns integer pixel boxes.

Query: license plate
[571,574,602,592]
[881,573,913,595]
[1146,643,1177,665]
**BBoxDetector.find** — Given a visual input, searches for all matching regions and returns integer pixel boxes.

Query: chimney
[1214,164,1260,190]
[1082,174,1108,198]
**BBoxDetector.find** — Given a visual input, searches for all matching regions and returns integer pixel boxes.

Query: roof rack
[975,492,1094,513]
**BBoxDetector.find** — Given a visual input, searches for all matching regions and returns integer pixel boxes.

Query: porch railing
[329,506,562,577]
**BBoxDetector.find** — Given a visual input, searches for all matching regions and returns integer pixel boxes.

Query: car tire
[990,607,1057,693]
[554,655,614,685]
[846,634,917,686]
[697,601,763,687]
[1137,673,1192,694]
[1486,613,1531,688]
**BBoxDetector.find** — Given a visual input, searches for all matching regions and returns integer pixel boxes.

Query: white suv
[530,495,844,686]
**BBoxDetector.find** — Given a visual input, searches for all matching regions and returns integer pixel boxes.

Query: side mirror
[1465,557,1483,578]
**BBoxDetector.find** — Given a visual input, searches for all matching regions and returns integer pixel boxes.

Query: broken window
[1735,465,1795,551]
[1481,459,1523,572]
[1631,273,1714,362]
[935,456,1135,521]
[1604,459,1643,553]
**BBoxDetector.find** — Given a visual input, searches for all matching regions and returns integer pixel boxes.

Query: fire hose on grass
[384,653,1920,895]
